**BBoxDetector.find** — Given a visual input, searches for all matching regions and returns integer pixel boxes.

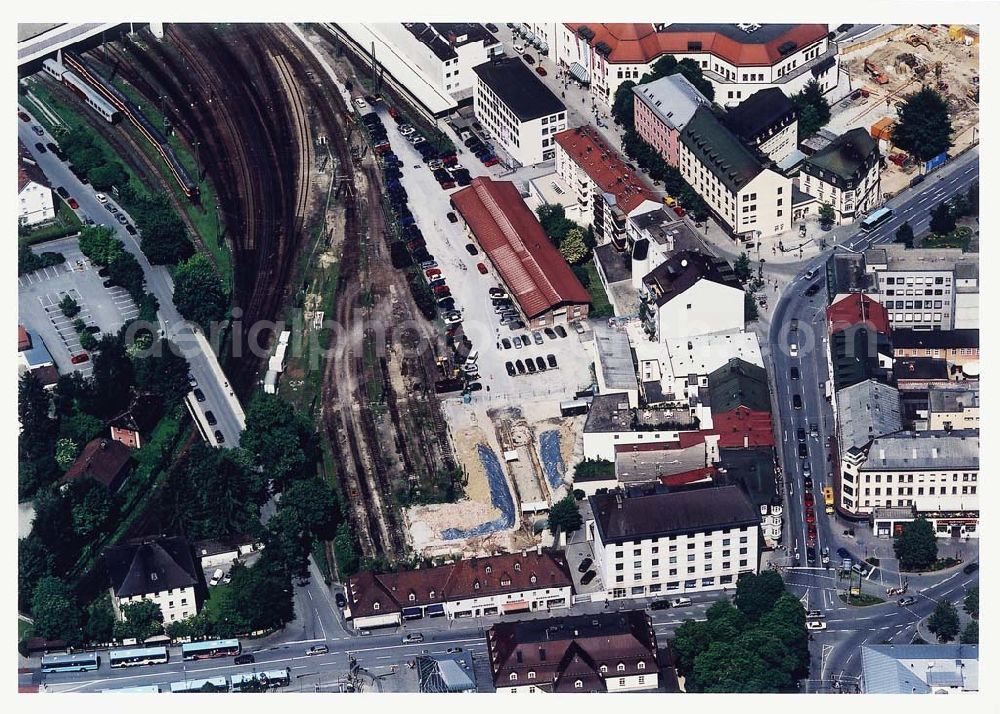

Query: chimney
[100,439,108,450]
[536,543,542,555]
[521,549,527,557]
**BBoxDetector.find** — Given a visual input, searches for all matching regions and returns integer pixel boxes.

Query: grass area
[902,557,962,573]
[200,581,235,624]
[839,593,886,607]
[582,257,614,317]
[18,619,32,641]
[19,200,83,246]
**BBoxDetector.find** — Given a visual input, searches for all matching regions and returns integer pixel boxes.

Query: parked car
[215,430,225,444]
[650,599,671,610]
[547,355,558,369]
[18,111,30,122]
[532,330,544,345]
[477,262,488,274]
[96,192,109,203]
[536,66,547,76]
[572,322,585,335]
[578,557,593,573]
[68,198,79,209]
[116,213,128,225]
[31,124,44,136]
[354,97,367,109]
[335,592,347,608]
[793,394,803,409]
[535,357,546,371]
[836,547,851,559]
[402,633,424,644]
[70,353,90,364]
[102,279,115,288]
[125,223,137,235]
[193,388,206,402]
[443,312,462,325]
[797,427,806,442]
[34,142,47,154]
[580,571,597,585]
[205,410,217,426]
[509,320,526,330]
[465,243,479,255]
[512,335,523,349]
[963,562,979,575]
[485,23,499,32]
[805,610,825,620]
[522,53,535,64]
[234,653,255,665]
[306,644,330,656]
[806,621,827,631]
[489,288,508,298]
[515,359,526,374]
[446,211,459,223]
[505,361,516,376]
[209,568,224,586]
[790,366,799,380]
[669,597,692,608]
[804,282,822,297]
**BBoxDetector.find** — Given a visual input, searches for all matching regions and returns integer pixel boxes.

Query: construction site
[832,24,979,196]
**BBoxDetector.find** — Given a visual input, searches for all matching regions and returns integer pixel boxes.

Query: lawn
[839,593,885,607]
[20,200,83,246]
[18,619,32,641]
[583,258,614,318]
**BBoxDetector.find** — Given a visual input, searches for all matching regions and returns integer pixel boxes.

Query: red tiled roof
[18,324,31,351]
[658,466,718,487]
[18,162,48,193]
[711,408,775,448]
[59,438,132,490]
[564,23,829,67]
[553,126,658,215]
[826,293,890,336]
[451,178,590,319]
[347,550,573,619]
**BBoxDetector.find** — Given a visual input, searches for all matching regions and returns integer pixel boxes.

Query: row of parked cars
[462,133,499,167]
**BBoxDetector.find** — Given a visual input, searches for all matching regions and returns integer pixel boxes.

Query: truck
[823,487,835,514]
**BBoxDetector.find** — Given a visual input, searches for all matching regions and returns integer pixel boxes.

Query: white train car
[61,69,122,124]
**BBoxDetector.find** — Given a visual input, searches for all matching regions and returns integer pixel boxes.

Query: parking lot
[372,106,596,405]
[18,236,139,377]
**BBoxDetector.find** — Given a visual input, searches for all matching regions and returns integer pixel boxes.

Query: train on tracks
[50,53,200,199]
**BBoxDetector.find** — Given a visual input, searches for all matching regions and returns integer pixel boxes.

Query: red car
[68,198,79,209]
[425,268,442,279]
[70,353,90,364]
[673,205,686,217]
[483,157,499,167]
[536,66,547,76]
[432,284,451,295]
[804,492,815,507]
[18,111,30,122]
[439,180,456,190]
[374,143,392,155]
[805,510,816,524]
[476,262,488,274]
[807,523,817,538]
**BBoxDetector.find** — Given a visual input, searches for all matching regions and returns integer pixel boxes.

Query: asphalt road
[17,109,245,446]
[767,150,979,690]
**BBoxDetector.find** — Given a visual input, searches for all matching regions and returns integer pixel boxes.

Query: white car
[399,125,415,136]
[96,192,109,203]
[806,620,827,631]
[354,97,367,109]
[669,597,692,608]
[443,313,462,325]
[789,343,799,357]
[209,568,224,586]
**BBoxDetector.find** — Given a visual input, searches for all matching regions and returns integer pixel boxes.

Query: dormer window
[528,671,536,680]
[530,575,537,584]
[150,573,158,582]
[373,602,380,611]
[617,663,626,672]
[486,566,492,574]
[429,590,435,599]
[509,672,518,681]
[574,680,583,689]
[637,661,646,670]
[501,578,511,586]
[409,593,416,602]
[474,581,481,590]
[514,563,521,572]
[600,665,608,673]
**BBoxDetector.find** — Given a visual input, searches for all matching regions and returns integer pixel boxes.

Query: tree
[133,339,192,408]
[963,585,978,619]
[966,180,979,216]
[548,494,583,535]
[734,571,786,621]
[960,620,978,644]
[174,254,228,329]
[571,263,591,288]
[19,372,56,448]
[733,252,752,283]
[205,559,294,636]
[334,522,359,576]
[31,576,82,644]
[59,295,81,318]
[535,204,577,245]
[818,202,836,228]
[744,291,759,322]
[927,600,960,643]
[54,438,80,470]
[559,227,589,265]
[892,87,953,163]
[929,201,956,235]
[114,600,164,643]
[611,80,637,128]
[18,535,54,612]
[83,594,116,645]
[108,251,146,302]
[893,517,938,570]
[137,199,194,265]
[792,81,831,140]
[895,221,915,248]
[165,614,210,641]
[279,477,340,542]
[67,478,118,539]
[89,332,134,417]
[240,393,316,490]
[88,161,129,192]
[78,226,124,266]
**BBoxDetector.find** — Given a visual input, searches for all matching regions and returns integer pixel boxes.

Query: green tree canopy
[734,570,786,621]
[966,180,979,216]
[279,476,340,542]
[84,594,116,645]
[960,620,978,644]
[733,252,752,283]
[535,204,578,245]
[818,202,836,227]
[895,221,915,248]
[929,201,956,235]
[59,295,81,318]
[78,226,124,266]
[55,438,80,470]
[174,254,228,329]
[67,478,118,540]
[137,196,195,265]
[963,585,978,619]
[611,80,638,128]
[559,226,590,265]
[133,339,191,408]
[892,87,953,163]
[90,332,135,417]
[548,494,583,535]
[165,613,211,641]
[334,522,359,577]
[18,535,55,612]
[114,600,164,643]
[791,80,831,141]
[893,517,938,571]
[240,393,317,490]
[108,251,146,303]
[31,576,83,644]
[88,161,129,192]
[927,600,960,643]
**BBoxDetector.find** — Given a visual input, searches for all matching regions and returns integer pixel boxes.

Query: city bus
[108,646,169,668]
[40,652,101,673]
[169,676,229,693]
[181,638,241,661]
[823,487,835,514]
[859,207,894,231]
[231,668,292,691]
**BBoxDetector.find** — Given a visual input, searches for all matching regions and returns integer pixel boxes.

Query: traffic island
[839,593,885,607]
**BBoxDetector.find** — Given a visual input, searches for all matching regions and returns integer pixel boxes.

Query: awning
[425,603,445,616]
[570,62,590,85]
[502,600,531,614]
[401,606,423,620]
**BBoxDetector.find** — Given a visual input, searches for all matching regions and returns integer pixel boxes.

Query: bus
[231,668,292,691]
[860,207,893,231]
[109,646,169,668]
[40,652,101,673]
[169,677,229,693]
[101,685,161,693]
[823,487,835,514]
[181,638,241,661]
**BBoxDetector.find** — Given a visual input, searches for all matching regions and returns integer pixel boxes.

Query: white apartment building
[588,486,761,600]
[679,106,791,240]
[553,23,839,108]
[842,431,979,532]
[473,57,566,167]
[799,128,881,224]
[581,392,702,462]
[925,385,979,431]
[103,537,200,624]
[375,23,502,102]
[864,246,979,331]
[18,163,55,226]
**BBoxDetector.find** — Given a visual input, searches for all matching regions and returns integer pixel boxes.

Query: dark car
[447,211,458,223]
[515,359,526,374]
[525,359,537,374]
[485,23,499,32]
[803,476,813,489]
[505,361,516,376]
[509,320,526,330]
[797,428,806,442]
[963,562,979,575]
[577,557,593,573]
[543,327,556,340]
[102,279,115,288]
[535,356,546,371]
[799,443,808,458]
[116,213,128,225]
[234,654,255,665]
[98,267,110,277]
[804,282,822,297]
[125,223,137,235]
[34,142,47,154]
[438,298,456,311]
[193,388,206,402]
[84,325,100,334]
[428,278,446,289]
[335,592,347,608]
[790,366,800,380]
[554,325,568,338]
[580,571,597,585]
[909,174,926,188]
[806,547,816,564]
[547,354,557,368]
[68,198,79,209]
[56,186,69,198]
[465,243,479,256]
[793,394,803,409]
[836,547,851,559]
[205,410,217,426]
[522,53,535,64]
[214,430,225,444]
[898,596,916,607]
[650,599,672,610]
[501,338,512,349]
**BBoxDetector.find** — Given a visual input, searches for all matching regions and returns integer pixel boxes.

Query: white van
[465,349,479,364]
[804,268,817,280]
[513,43,525,54]
[209,569,224,586]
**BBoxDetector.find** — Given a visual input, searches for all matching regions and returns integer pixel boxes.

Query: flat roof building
[861,645,978,694]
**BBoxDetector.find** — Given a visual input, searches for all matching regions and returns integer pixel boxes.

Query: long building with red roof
[550,22,839,107]
[451,177,590,327]
[826,292,891,336]
[553,125,660,247]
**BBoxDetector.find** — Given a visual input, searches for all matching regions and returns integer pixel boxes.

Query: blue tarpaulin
[441,444,515,540]
[538,430,565,489]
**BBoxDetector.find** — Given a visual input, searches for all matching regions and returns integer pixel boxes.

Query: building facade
[588,486,761,600]
[473,58,566,167]
[721,87,798,163]
[632,74,711,167]
[103,537,200,623]
[679,107,792,240]
[18,164,55,226]
[799,128,881,224]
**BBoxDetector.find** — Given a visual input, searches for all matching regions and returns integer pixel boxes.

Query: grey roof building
[928,384,979,414]
[721,87,797,161]
[800,127,879,188]
[860,430,979,473]
[861,644,979,693]
[836,379,902,454]
[583,392,697,434]
[472,58,564,122]
[641,250,740,307]
[592,321,640,404]
[590,485,759,543]
[680,106,766,194]
[707,357,770,414]
[633,73,711,132]
[104,537,200,600]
